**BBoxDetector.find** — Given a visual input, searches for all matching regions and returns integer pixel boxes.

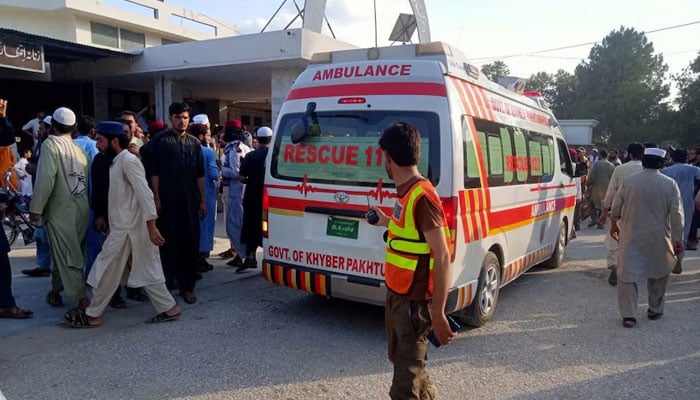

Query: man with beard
[190,121,219,272]
[30,107,90,314]
[64,121,181,328]
[149,102,205,304]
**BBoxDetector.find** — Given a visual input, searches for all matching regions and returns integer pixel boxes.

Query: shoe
[235,257,258,273]
[227,255,243,268]
[647,309,663,320]
[21,267,51,277]
[597,224,604,229]
[587,221,597,228]
[607,266,617,286]
[109,295,127,309]
[686,243,697,251]
[574,224,581,231]
[126,287,149,302]
[45,291,63,307]
[622,318,637,328]
[198,259,214,273]
[218,249,235,258]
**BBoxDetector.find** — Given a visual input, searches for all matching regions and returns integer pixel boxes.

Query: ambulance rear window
[271,111,440,187]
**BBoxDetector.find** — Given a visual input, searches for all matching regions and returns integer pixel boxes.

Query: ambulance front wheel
[457,251,500,327]
[542,222,567,269]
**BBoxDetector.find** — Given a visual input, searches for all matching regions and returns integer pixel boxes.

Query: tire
[456,251,500,327]
[3,218,18,246]
[542,222,566,269]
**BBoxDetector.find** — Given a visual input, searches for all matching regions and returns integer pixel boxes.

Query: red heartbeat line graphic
[267,174,396,202]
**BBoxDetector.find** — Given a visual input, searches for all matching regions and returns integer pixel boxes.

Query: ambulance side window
[462,116,481,188]
[557,139,574,177]
[512,129,529,183]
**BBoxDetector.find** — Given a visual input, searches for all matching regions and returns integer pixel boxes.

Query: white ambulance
[262,42,577,326]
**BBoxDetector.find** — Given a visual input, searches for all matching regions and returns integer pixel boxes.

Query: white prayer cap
[192,114,210,126]
[257,126,273,137]
[52,107,76,127]
[42,116,52,124]
[644,148,666,158]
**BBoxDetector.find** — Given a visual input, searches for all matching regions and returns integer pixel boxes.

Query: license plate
[326,216,359,239]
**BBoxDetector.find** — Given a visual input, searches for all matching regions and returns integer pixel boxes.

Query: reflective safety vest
[385,179,450,295]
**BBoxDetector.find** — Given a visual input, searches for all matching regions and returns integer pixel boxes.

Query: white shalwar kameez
[86,150,175,317]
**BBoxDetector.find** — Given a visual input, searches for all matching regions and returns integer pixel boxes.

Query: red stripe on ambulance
[286,82,447,100]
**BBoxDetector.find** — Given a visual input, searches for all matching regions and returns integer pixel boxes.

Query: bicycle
[0,170,35,246]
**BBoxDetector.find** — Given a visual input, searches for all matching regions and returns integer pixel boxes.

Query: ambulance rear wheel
[543,222,566,269]
[459,251,500,327]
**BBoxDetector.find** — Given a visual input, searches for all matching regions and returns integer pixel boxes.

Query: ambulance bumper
[262,260,386,306]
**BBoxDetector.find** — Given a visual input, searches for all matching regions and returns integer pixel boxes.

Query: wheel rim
[479,265,499,315]
[556,226,565,263]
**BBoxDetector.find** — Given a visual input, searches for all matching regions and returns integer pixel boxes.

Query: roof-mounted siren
[522,90,552,112]
[497,76,527,95]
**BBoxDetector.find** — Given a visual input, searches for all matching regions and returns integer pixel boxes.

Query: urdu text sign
[0,36,44,73]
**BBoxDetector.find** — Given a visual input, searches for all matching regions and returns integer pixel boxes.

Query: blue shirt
[73,135,98,162]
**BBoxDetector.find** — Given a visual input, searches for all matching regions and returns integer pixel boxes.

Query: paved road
[1,225,698,400]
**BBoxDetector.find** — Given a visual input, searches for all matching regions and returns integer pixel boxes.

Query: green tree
[573,26,669,146]
[673,52,700,145]
[480,60,510,82]
[526,69,577,119]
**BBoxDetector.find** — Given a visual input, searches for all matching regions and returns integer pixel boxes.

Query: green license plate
[326,216,359,239]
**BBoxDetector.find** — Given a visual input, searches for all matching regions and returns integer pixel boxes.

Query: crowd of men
[0,99,272,325]
[571,142,700,328]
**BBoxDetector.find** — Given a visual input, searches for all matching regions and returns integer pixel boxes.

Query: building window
[91,22,145,50]
[91,22,119,48]
[161,38,180,45]
[120,28,145,50]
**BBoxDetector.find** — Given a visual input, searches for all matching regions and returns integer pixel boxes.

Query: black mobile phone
[366,196,379,225]
[427,316,460,348]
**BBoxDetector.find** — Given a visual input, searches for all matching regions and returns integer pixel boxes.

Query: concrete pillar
[154,75,172,122]
[93,82,109,121]
[270,67,304,129]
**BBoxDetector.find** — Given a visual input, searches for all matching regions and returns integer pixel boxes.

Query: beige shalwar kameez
[611,169,683,319]
[86,150,175,318]
[602,160,643,268]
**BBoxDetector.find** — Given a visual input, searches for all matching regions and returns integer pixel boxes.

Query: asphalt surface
[1,220,698,400]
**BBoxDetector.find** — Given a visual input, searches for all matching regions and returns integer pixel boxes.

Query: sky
[162,0,700,87]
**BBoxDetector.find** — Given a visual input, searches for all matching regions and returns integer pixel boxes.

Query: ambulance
[262,42,577,326]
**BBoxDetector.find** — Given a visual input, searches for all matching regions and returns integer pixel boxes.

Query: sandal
[147,311,181,323]
[64,308,101,329]
[181,291,197,304]
[622,318,637,328]
[218,249,235,259]
[0,306,34,319]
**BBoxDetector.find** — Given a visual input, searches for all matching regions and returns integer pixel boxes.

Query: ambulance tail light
[441,196,458,262]
[416,42,453,56]
[310,51,333,64]
[338,97,366,104]
[262,187,269,238]
[523,91,542,98]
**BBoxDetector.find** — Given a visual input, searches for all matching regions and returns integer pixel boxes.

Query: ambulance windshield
[271,110,440,187]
